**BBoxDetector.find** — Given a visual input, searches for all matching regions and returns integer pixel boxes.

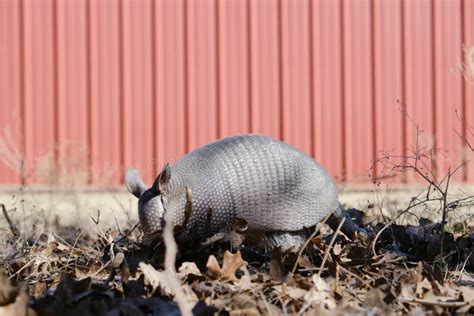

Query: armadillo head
[125,164,171,236]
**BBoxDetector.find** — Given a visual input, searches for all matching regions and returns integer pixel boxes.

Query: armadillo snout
[138,192,165,235]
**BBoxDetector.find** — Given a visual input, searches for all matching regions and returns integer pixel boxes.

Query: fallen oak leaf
[206,251,247,281]
[140,262,175,297]
[140,262,198,308]
[206,256,222,279]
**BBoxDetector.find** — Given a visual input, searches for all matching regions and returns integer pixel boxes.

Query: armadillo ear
[125,168,147,198]
[153,163,171,192]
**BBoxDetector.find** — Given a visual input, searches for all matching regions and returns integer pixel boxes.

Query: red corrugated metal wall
[0,0,473,186]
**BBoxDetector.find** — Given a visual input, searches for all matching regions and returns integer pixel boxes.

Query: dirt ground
[1,183,472,230]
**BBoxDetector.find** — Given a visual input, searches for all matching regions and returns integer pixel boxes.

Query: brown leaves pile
[1,219,473,315]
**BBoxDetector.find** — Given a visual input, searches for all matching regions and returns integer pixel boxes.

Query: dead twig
[398,297,468,308]
[318,217,346,277]
[339,265,373,289]
[1,204,20,237]
[291,211,332,274]
[374,104,473,265]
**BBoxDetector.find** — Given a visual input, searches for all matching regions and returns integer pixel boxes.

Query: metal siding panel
[342,0,374,181]
[1,0,473,186]
[403,0,436,182]
[464,0,474,182]
[312,0,344,182]
[249,0,280,139]
[154,0,187,169]
[56,0,89,185]
[89,0,122,185]
[433,0,464,182]
[0,0,22,184]
[121,0,154,183]
[23,0,56,184]
[373,0,404,182]
[186,0,218,149]
[280,0,312,155]
[218,0,251,137]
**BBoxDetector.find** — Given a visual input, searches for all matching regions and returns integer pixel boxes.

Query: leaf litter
[0,206,473,315]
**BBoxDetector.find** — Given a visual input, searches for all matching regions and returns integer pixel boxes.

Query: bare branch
[1,204,20,237]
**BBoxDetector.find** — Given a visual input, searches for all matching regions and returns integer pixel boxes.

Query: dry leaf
[206,251,247,281]
[111,252,125,269]
[286,287,308,300]
[0,273,18,305]
[332,243,343,256]
[235,275,253,292]
[415,278,432,298]
[0,286,37,316]
[299,255,313,269]
[399,262,424,299]
[229,307,260,316]
[460,286,474,306]
[206,256,222,279]
[269,248,287,282]
[363,288,386,308]
[139,262,175,297]
[312,274,330,292]
[178,262,203,280]
[303,275,336,309]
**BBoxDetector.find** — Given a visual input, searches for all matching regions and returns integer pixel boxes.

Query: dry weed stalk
[317,217,345,277]
[1,204,20,238]
[374,105,474,265]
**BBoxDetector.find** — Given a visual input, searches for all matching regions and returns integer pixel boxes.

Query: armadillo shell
[163,134,339,241]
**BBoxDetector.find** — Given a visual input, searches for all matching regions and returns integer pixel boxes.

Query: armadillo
[125,134,340,251]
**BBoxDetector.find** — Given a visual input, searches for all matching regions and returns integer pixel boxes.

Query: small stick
[398,297,468,308]
[318,217,345,277]
[89,209,101,225]
[111,208,123,235]
[291,227,321,274]
[339,265,373,289]
[115,221,140,244]
[9,257,36,279]
[291,211,332,274]
[1,204,20,237]
[297,267,328,272]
